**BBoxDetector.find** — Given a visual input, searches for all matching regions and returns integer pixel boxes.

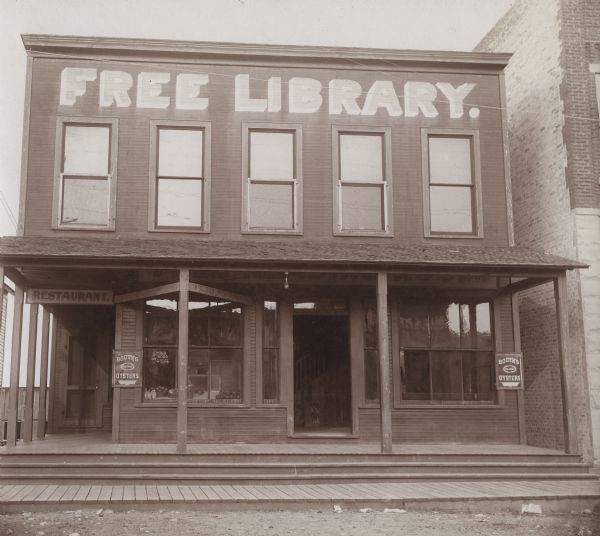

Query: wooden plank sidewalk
[0,480,598,507]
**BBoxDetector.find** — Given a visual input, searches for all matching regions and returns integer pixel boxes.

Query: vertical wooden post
[46,314,57,434]
[176,269,189,454]
[23,303,38,442]
[279,299,294,436]
[349,297,363,435]
[376,272,392,454]
[36,307,50,439]
[6,283,24,446]
[554,273,578,454]
[112,305,123,443]
[510,292,527,444]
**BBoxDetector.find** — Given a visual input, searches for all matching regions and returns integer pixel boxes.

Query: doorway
[293,314,351,433]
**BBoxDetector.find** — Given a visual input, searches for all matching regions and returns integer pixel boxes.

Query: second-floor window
[150,121,211,232]
[54,118,117,230]
[242,124,302,233]
[333,126,392,235]
[422,129,483,238]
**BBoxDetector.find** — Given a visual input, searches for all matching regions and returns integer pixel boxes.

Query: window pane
[158,128,203,177]
[145,299,178,346]
[188,349,210,400]
[144,348,176,400]
[340,134,383,182]
[430,185,473,233]
[64,125,110,175]
[250,131,294,180]
[430,302,460,348]
[263,348,279,403]
[210,304,242,346]
[431,351,462,401]
[364,303,378,348]
[403,350,430,400]
[249,183,294,229]
[398,301,430,348]
[429,137,472,184]
[365,348,380,402]
[341,184,384,231]
[211,348,242,401]
[461,302,493,349]
[157,178,203,227]
[189,302,210,346]
[62,177,108,226]
[462,351,494,402]
[263,301,279,348]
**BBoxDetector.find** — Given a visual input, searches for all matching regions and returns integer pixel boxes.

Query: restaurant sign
[27,288,114,305]
[495,353,523,389]
[112,350,142,387]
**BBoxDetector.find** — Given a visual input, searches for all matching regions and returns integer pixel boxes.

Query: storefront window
[263,301,280,404]
[143,298,244,403]
[399,297,495,403]
[188,301,243,403]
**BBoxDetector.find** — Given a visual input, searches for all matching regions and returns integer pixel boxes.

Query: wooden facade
[0,35,587,454]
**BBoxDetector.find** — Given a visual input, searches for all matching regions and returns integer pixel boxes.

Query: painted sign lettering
[112,350,142,387]
[59,67,479,119]
[27,289,114,305]
[495,352,523,389]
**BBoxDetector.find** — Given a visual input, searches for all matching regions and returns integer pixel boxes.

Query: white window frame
[332,125,393,237]
[242,122,303,235]
[149,120,211,233]
[422,128,484,239]
[52,116,118,231]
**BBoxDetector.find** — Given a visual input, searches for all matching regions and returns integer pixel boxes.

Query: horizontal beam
[496,277,554,297]
[188,282,253,305]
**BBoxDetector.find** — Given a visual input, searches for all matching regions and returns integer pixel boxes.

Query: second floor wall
[20,37,512,246]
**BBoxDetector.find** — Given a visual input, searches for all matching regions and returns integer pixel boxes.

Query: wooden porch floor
[0,432,570,456]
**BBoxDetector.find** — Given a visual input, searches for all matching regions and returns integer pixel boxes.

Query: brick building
[0,35,588,464]
[477,0,600,462]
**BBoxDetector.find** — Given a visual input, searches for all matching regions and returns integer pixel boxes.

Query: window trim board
[148,119,212,233]
[421,127,484,239]
[52,116,118,231]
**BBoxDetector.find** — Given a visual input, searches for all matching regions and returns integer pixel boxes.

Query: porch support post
[553,273,578,454]
[36,307,51,439]
[23,303,38,442]
[7,283,24,446]
[510,292,527,444]
[376,272,392,454]
[176,269,189,454]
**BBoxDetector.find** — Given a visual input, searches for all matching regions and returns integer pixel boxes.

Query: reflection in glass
[431,351,462,401]
[462,351,494,402]
[364,348,380,402]
[398,301,429,348]
[430,302,460,348]
[403,350,430,400]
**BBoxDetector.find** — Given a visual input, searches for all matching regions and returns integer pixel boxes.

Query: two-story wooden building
[0,35,588,456]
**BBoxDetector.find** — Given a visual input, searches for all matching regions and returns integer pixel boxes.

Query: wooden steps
[0,451,595,485]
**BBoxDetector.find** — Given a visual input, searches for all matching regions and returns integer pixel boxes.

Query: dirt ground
[0,508,598,536]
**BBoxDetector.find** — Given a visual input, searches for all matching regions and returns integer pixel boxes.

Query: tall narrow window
[54,118,117,229]
[422,129,483,237]
[262,301,280,404]
[243,124,302,233]
[364,300,379,403]
[150,121,211,231]
[333,127,392,235]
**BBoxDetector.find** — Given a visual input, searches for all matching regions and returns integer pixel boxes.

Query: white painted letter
[362,80,402,116]
[329,79,362,115]
[235,74,267,112]
[176,73,209,110]
[404,81,438,118]
[60,68,97,106]
[436,82,476,118]
[289,77,322,113]
[137,72,170,109]
[99,71,133,108]
[268,77,282,112]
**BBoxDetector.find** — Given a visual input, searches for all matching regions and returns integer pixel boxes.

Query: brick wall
[477,0,594,461]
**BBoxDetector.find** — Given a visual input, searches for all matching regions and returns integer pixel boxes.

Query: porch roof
[0,236,586,272]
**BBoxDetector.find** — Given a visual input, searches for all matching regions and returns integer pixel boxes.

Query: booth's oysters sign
[495,353,523,389]
[112,350,142,387]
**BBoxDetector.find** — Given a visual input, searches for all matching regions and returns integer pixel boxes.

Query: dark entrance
[293,314,351,433]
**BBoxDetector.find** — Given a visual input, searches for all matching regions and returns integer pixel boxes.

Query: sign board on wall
[495,353,523,389]
[112,350,142,387]
[27,289,114,305]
